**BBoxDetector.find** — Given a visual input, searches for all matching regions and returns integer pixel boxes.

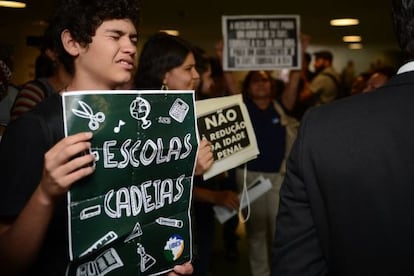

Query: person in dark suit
[271,1,414,275]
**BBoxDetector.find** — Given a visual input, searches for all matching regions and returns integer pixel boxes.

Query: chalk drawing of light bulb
[130,96,152,129]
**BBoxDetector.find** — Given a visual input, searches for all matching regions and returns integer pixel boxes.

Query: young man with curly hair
[0,1,194,275]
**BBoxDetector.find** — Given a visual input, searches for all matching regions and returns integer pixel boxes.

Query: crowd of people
[1,0,414,275]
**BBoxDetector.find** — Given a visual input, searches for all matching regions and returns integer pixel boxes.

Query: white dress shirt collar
[397,61,414,74]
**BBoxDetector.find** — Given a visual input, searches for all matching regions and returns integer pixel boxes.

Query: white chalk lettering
[119,140,131,169]
[180,133,192,159]
[158,179,173,208]
[141,180,154,213]
[140,140,157,166]
[103,175,186,219]
[101,134,192,169]
[104,190,117,218]
[130,185,143,216]
[103,140,118,168]
[130,140,141,167]
[173,175,185,202]
[166,137,181,162]
[117,187,131,217]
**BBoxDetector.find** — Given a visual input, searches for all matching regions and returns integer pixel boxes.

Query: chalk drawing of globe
[163,234,184,262]
[130,96,150,120]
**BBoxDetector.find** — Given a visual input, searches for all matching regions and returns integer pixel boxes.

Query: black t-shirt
[0,92,69,275]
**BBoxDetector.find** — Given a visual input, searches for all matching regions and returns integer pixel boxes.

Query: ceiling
[141,0,397,48]
[0,0,400,84]
[0,0,397,50]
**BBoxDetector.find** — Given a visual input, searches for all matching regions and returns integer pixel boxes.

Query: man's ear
[61,29,81,57]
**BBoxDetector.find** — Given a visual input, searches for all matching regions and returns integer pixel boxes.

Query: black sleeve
[0,113,49,217]
[271,111,328,276]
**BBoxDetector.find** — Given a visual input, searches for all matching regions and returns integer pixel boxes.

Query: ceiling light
[159,29,180,36]
[0,0,26,8]
[348,43,363,50]
[343,35,362,43]
[330,18,359,26]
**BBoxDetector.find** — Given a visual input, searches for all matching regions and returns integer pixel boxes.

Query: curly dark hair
[52,0,141,75]
[392,0,414,60]
[134,32,195,89]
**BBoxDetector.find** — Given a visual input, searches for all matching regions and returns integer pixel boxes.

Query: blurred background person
[340,59,356,96]
[235,70,298,276]
[192,45,240,275]
[10,22,71,121]
[134,32,237,276]
[290,51,316,120]
[0,59,15,138]
[298,50,341,107]
[134,32,199,91]
[362,65,396,93]
[0,59,12,101]
[134,31,214,175]
[350,71,371,95]
[196,45,244,264]
[213,39,240,95]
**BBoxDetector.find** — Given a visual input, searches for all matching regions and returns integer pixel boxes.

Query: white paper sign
[213,175,272,224]
[196,94,259,180]
[222,15,301,71]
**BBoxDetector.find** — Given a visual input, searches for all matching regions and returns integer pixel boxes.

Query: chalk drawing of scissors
[71,100,105,131]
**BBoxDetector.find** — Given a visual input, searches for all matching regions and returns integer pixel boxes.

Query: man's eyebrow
[104,29,122,34]
[104,29,138,37]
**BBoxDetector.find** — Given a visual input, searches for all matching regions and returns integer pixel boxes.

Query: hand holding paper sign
[194,187,239,210]
[194,138,214,176]
[167,262,193,276]
[0,131,96,275]
[212,190,239,210]
[41,132,95,201]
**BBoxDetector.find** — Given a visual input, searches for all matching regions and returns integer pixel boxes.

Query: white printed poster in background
[196,94,259,180]
[222,15,301,71]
